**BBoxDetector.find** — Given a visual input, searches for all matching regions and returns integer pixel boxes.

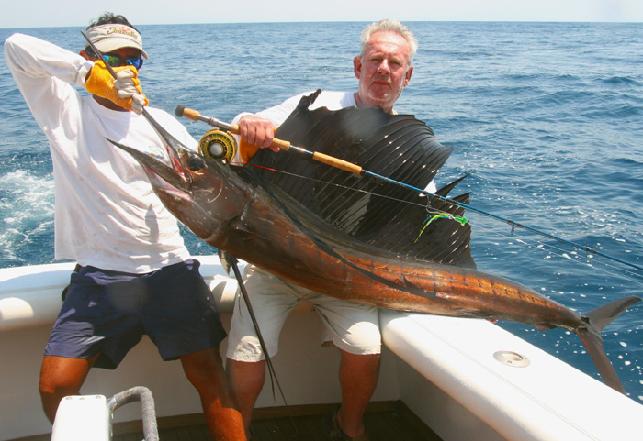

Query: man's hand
[85,61,149,113]
[238,116,279,152]
[114,69,148,114]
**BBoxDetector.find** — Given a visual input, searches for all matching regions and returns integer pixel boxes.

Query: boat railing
[50,386,159,441]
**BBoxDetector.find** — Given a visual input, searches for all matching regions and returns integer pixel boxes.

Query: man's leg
[39,355,94,422]
[226,358,266,434]
[180,348,247,441]
[312,295,381,439]
[337,351,380,438]
[225,266,296,435]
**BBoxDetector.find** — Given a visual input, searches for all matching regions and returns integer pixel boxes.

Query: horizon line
[1,18,642,30]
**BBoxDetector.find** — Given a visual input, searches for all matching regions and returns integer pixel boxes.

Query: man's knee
[341,351,380,364]
[39,368,66,393]
[39,356,91,396]
[39,376,63,397]
[39,356,92,422]
[340,351,381,379]
[227,358,266,388]
[180,347,225,389]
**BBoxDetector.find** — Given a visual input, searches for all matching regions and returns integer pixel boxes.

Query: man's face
[354,30,413,113]
[80,46,144,111]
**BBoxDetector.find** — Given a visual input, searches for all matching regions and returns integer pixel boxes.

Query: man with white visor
[5,12,246,441]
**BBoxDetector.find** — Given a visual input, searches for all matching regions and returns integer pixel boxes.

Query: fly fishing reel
[198,129,237,162]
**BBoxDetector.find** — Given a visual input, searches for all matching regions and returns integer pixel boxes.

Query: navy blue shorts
[44,259,226,369]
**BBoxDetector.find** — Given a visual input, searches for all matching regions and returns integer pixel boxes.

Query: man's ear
[79,49,92,61]
[353,55,362,80]
[403,66,413,87]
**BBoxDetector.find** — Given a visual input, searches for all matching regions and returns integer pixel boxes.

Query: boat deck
[127,402,441,441]
[15,401,442,441]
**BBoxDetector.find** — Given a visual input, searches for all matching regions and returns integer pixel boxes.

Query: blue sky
[1,0,642,28]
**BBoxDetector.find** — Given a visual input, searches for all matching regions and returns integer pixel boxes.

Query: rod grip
[175,106,290,152]
[181,107,202,121]
[271,138,291,150]
[226,124,240,134]
[224,125,290,151]
[312,152,363,175]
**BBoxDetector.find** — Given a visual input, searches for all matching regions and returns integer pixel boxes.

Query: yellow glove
[113,68,149,115]
[85,61,149,112]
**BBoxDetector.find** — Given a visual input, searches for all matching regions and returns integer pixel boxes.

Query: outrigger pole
[176,104,642,273]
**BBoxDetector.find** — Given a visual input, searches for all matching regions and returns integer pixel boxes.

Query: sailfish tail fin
[576,296,640,393]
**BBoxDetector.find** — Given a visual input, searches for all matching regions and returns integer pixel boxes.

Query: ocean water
[0,21,641,400]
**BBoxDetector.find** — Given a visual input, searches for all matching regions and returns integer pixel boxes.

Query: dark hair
[86,12,140,32]
[84,12,141,55]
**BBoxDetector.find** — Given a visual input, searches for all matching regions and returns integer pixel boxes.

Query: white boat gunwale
[1,256,641,441]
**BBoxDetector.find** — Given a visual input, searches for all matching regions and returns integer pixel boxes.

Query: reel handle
[175,105,291,151]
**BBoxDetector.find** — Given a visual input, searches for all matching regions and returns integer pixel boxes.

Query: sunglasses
[101,53,144,70]
[87,48,143,70]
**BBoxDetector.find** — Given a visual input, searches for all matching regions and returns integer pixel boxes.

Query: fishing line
[227,256,289,404]
[249,163,470,238]
[472,214,643,283]
[248,152,640,272]
[226,256,302,439]
[473,214,639,279]
[363,169,641,272]
[246,163,428,207]
[249,163,642,280]
[176,105,640,271]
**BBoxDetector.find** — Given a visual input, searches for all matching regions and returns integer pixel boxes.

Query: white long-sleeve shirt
[4,33,194,273]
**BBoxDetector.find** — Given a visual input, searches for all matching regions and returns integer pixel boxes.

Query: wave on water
[0,170,54,267]
[600,76,641,86]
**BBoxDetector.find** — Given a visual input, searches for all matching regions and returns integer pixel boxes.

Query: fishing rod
[176,104,642,273]
[175,105,364,174]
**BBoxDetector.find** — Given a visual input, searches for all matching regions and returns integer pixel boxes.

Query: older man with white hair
[226,19,420,441]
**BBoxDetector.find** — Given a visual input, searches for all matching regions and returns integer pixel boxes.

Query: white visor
[85,23,148,59]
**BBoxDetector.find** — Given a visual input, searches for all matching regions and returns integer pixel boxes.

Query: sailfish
[109,90,640,393]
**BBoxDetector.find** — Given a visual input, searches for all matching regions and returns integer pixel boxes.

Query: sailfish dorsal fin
[245,90,475,268]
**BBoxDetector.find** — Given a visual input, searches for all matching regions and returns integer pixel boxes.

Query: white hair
[360,19,418,64]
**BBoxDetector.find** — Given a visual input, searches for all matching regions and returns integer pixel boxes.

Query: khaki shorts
[226,265,381,361]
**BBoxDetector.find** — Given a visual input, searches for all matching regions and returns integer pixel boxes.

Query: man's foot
[329,411,369,441]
